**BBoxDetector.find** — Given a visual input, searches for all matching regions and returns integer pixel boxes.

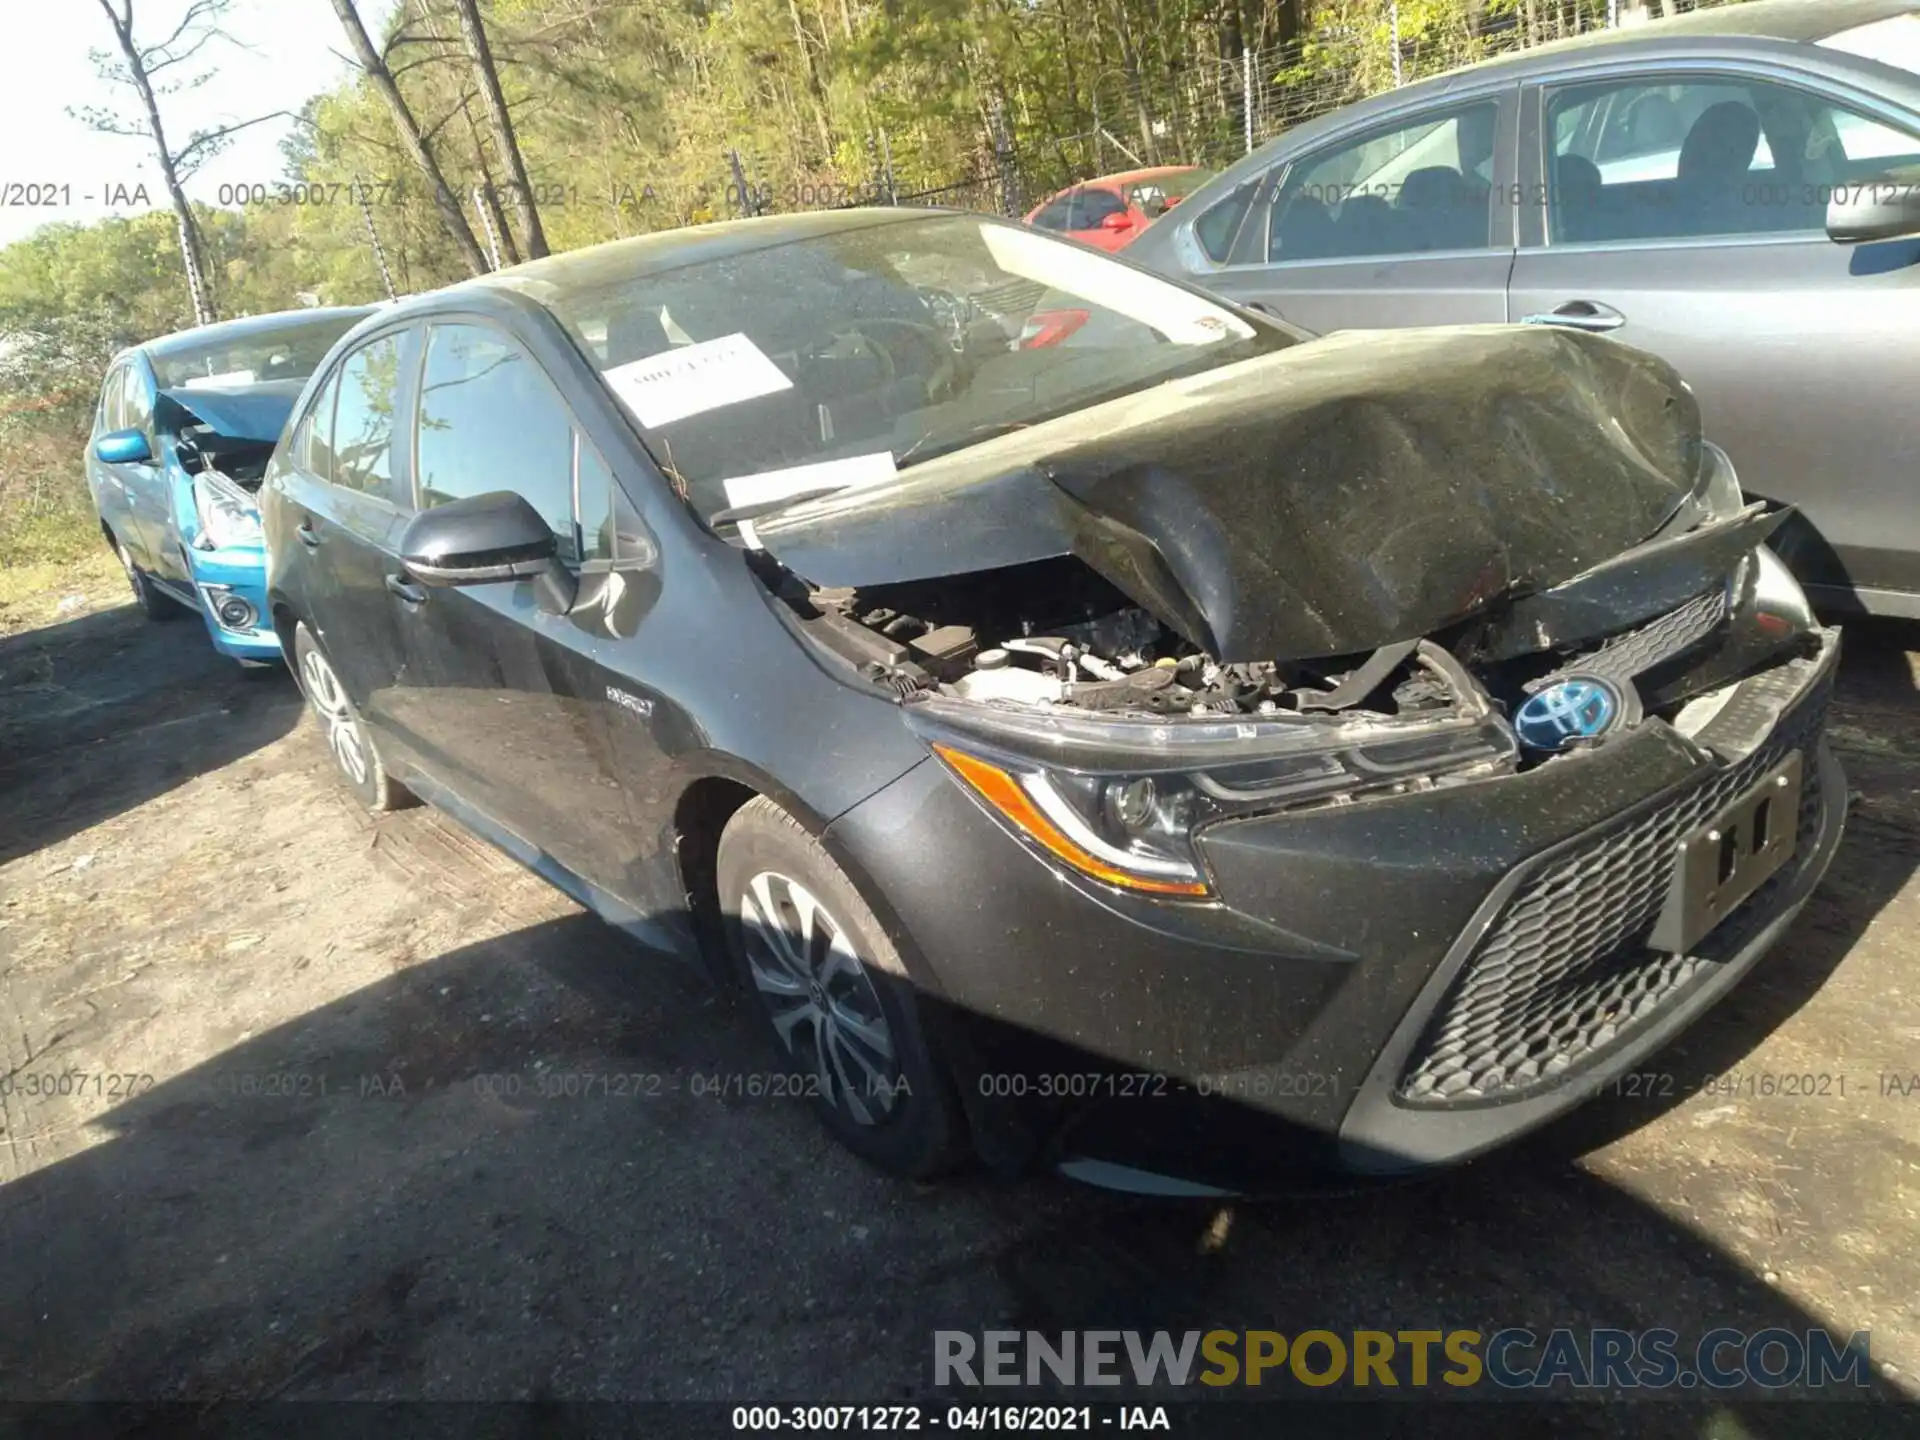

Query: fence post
[728,149,757,216]
[1242,45,1254,154]
[1390,3,1404,87]
[356,173,397,300]
[991,104,1020,217]
[471,185,503,270]
[881,129,898,205]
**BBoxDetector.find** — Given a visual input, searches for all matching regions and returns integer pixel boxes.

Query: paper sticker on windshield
[603,333,792,429]
[722,452,898,510]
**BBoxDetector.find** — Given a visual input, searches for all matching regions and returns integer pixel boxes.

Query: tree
[450,0,550,258]
[329,0,493,276]
[78,0,287,325]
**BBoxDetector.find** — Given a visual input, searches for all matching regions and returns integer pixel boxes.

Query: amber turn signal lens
[932,744,1210,898]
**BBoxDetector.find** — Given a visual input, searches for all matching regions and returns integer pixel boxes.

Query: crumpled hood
[156,379,304,444]
[751,324,1706,662]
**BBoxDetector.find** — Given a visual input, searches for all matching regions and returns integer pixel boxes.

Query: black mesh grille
[1397,667,1833,1107]
[1524,584,1731,692]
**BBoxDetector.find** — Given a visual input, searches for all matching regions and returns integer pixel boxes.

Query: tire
[717,797,966,1179]
[112,532,184,621]
[291,622,414,812]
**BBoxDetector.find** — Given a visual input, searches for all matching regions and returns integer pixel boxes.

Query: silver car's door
[1196,85,1520,334]
[1509,66,1920,613]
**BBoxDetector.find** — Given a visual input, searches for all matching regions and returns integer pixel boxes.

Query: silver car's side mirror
[1826,169,1920,245]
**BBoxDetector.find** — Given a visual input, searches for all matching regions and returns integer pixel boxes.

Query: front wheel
[291,622,414,812]
[717,797,966,1179]
[113,533,184,621]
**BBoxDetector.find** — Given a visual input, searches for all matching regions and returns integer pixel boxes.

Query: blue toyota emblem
[1515,676,1621,752]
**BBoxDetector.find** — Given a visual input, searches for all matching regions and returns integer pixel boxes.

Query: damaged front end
[158,385,289,554]
[747,329,1832,902]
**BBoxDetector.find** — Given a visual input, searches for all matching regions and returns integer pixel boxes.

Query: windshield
[151,312,367,390]
[542,214,1289,523]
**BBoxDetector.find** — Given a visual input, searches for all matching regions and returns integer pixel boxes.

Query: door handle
[385,573,428,606]
[1519,299,1626,332]
[296,519,322,549]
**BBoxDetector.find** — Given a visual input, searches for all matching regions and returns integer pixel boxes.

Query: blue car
[86,307,376,663]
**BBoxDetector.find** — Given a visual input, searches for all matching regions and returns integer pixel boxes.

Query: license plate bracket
[1649,751,1803,955]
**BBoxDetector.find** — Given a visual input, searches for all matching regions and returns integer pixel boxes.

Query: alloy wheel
[299,647,369,786]
[737,870,902,1126]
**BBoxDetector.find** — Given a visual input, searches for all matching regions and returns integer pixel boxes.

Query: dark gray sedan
[1128,0,1920,619]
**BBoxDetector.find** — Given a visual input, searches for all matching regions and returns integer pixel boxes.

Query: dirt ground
[2,566,1919,1433]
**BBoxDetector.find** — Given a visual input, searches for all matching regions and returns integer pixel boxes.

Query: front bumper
[187,544,280,661]
[825,629,1845,1192]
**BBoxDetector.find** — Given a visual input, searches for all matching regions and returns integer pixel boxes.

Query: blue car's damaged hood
[156,379,305,444]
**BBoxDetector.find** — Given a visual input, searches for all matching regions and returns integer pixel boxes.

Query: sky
[1,0,398,248]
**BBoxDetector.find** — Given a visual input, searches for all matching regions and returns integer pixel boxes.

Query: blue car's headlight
[192,471,264,550]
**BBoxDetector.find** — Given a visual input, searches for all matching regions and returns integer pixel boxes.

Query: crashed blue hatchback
[85,306,375,662]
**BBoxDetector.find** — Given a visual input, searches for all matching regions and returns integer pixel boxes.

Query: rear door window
[1265,98,1502,261]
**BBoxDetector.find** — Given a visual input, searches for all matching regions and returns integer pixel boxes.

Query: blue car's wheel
[113,532,186,622]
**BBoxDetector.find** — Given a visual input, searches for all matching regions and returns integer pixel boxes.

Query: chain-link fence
[720,0,1753,220]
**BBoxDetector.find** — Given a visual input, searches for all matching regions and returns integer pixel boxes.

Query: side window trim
[1523,60,1920,252]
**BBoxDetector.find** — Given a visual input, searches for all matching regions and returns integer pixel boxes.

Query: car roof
[139,305,379,360]
[448,208,942,308]
[1410,0,1918,85]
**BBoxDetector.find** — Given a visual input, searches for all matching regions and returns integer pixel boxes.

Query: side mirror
[399,490,577,614]
[1827,171,1920,245]
[94,429,151,464]
[1099,212,1134,232]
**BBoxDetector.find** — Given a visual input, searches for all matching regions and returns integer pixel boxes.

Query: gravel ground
[2,575,1918,1435]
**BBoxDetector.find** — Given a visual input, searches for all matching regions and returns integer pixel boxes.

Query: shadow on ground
[1,612,1917,1436]
[0,602,301,867]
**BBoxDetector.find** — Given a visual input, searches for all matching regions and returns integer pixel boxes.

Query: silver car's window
[1193,179,1257,261]
[1263,99,1500,262]
[416,323,579,561]
[1546,75,1920,244]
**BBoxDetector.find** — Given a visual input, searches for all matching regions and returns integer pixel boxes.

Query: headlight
[192,471,264,550]
[909,677,1516,899]
[1751,544,1815,635]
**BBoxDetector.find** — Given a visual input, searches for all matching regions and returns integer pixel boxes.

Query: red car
[1024,165,1211,251]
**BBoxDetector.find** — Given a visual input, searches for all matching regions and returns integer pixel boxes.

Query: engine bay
[174,423,276,487]
[793,557,1475,723]
[778,549,1807,768]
